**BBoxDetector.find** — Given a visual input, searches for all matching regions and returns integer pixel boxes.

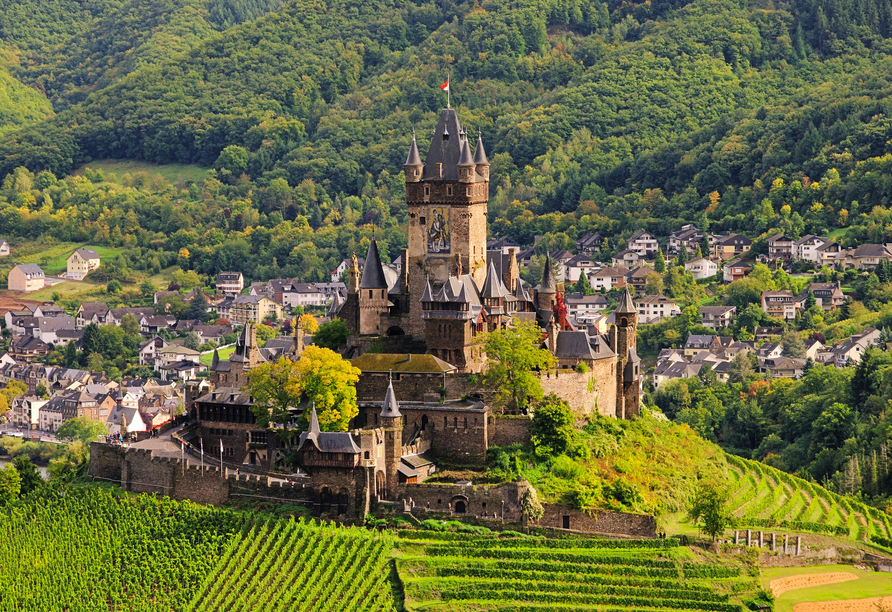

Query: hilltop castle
[334,107,641,420]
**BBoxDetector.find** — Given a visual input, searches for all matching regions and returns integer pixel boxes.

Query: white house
[636,294,681,322]
[685,257,717,280]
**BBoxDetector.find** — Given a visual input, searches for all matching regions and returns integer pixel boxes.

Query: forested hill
[2,0,892,250]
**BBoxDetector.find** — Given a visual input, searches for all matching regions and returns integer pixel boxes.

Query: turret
[473,130,490,181]
[404,130,423,183]
[457,134,475,184]
[536,253,557,311]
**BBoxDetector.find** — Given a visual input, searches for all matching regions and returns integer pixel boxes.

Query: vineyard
[726,454,892,544]
[0,487,396,612]
[395,530,756,611]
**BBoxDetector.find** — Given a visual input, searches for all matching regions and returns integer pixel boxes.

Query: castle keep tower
[405,111,490,337]
[609,288,641,419]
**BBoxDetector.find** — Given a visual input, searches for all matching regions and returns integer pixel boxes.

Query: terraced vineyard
[396,530,755,611]
[0,486,396,612]
[726,454,892,543]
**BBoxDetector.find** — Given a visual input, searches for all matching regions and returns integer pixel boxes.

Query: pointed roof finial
[381,377,402,418]
[309,403,321,434]
[615,287,636,315]
[539,253,557,293]
[473,130,489,165]
[359,239,388,289]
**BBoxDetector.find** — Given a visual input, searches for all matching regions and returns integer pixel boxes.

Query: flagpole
[447,73,451,109]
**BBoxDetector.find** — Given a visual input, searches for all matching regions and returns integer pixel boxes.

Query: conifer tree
[655,248,665,273]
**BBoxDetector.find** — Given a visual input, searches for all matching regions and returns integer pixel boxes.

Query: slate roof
[297,406,361,454]
[359,240,388,289]
[555,331,597,360]
[615,288,636,314]
[14,264,44,277]
[381,378,402,418]
[72,248,100,260]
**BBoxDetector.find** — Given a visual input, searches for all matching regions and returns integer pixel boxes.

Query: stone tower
[405,109,489,338]
[357,239,390,336]
[536,253,557,311]
[610,288,641,419]
[380,376,403,498]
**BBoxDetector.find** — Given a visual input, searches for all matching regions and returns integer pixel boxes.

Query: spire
[481,261,505,298]
[424,109,463,181]
[405,131,422,167]
[381,376,402,418]
[473,130,489,165]
[309,404,321,434]
[615,287,636,315]
[421,276,433,302]
[458,138,474,167]
[359,239,388,289]
[211,348,219,369]
[539,253,557,293]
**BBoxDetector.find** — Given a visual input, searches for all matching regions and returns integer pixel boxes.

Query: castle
[187,106,642,516]
[334,106,641,419]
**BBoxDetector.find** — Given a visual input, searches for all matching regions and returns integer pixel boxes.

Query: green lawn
[70,159,209,188]
[762,564,892,612]
[14,242,126,276]
[26,281,103,302]
[200,345,235,366]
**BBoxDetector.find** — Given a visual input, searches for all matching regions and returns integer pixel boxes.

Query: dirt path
[771,572,859,597]
[793,595,892,611]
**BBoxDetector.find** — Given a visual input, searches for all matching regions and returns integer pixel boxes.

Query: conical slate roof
[420,277,433,302]
[405,134,422,166]
[539,254,557,293]
[380,378,402,418]
[615,287,636,315]
[359,239,388,289]
[309,404,321,434]
[473,132,489,165]
[455,282,470,303]
[458,137,474,167]
[211,348,220,369]
[423,109,463,181]
[481,262,506,299]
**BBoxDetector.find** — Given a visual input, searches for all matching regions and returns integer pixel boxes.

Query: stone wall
[540,365,616,418]
[488,415,531,447]
[398,481,525,521]
[88,443,125,484]
[539,503,656,537]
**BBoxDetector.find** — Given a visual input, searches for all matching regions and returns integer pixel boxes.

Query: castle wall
[540,365,617,418]
[397,482,525,521]
[539,504,656,537]
[488,414,532,447]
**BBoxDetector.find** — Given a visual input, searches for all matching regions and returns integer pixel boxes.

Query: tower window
[447,185,453,196]
[466,187,472,196]
[421,216,426,225]
[368,290,373,299]
[424,185,430,196]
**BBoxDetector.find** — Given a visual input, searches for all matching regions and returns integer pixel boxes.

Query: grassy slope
[8,242,126,276]
[762,565,892,612]
[199,345,234,366]
[71,159,209,188]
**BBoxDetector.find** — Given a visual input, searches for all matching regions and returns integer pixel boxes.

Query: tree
[728,351,754,383]
[521,484,544,523]
[655,248,666,273]
[574,271,593,296]
[245,348,361,435]
[12,455,41,495]
[56,417,107,444]
[781,331,806,358]
[63,340,78,367]
[140,280,156,298]
[644,272,664,295]
[530,394,576,456]
[300,313,319,334]
[35,382,48,399]
[313,318,350,350]
[107,279,123,294]
[688,480,732,541]
[121,313,140,338]
[478,320,557,413]
[184,291,210,322]
[0,464,21,507]
[254,323,277,345]
[676,246,688,265]
[184,332,201,351]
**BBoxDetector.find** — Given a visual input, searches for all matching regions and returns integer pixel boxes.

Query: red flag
[440,78,449,92]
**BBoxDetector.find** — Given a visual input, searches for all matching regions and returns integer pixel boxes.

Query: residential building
[9,336,50,362]
[576,231,603,254]
[668,224,705,254]
[767,234,795,261]
[66,248,101,280]
[8,264,45,293]
[9,395,46,430]
[711,234,752,260]
[636,295,680,322]
[627,230,658,257]
[563,254,599,283]
[154,345,201,375]
[684,335,732,356]
[799,281,845,311]
[723,259,752,283]
[624,266,653,293]
[794,235,830,263]
[699,305,735,330]
[287,282,327,308]
[216,271,244,295]
[835,244,892,270]
[611,249,646,267]
[685,257,717,280]
[226,295,284,324]
[761,357,806,378]
[588,266,629,291]
[761,290,797,320]
[331,257,364,283]
[816,241,842,267]
[486,237,520,254]
[565,293,609,318]
[0,239,10,256]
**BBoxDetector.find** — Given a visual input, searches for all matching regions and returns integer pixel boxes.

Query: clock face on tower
[427,208,450,253]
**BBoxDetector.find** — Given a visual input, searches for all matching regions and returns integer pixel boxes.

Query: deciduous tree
[478,320,556,413]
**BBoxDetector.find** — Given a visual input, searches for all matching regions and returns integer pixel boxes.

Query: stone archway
[375,471,387,500]
[386,326,405,336]
[454,500,467,514]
